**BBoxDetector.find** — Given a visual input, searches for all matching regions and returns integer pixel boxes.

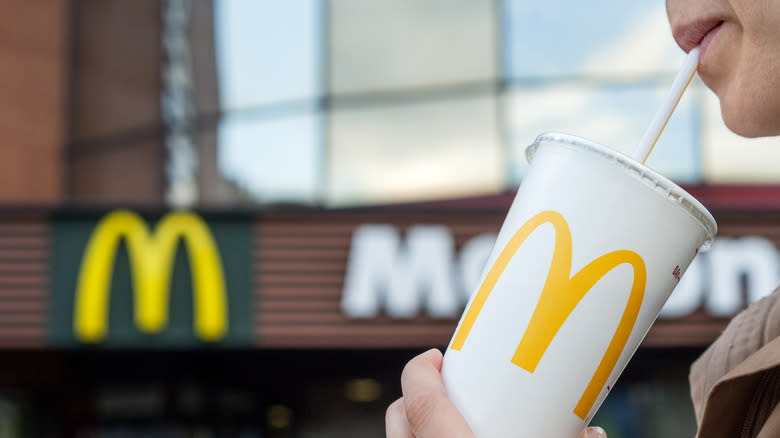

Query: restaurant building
[1,1,779,437]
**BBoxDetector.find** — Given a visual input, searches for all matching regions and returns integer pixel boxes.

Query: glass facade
[218,113,321,203]
[328,0,496,93]
[214,0,322,110]
[328,96,502,205]
[212,0,780,207]
[505,84,700,183]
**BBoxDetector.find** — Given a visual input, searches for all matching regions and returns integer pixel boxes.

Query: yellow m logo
[74,210,228,343]
[450,210,646,420]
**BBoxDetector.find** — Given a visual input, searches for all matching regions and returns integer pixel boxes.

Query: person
[385,0,780,436]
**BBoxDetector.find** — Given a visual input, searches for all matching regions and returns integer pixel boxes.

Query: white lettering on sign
[341,225,460,318]
[706,237,780,315]
[341,225,780,319]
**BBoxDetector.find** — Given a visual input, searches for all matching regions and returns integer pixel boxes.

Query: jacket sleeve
[689,287,780,428]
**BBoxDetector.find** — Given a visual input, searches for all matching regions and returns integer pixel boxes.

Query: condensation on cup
[441,132,717,438]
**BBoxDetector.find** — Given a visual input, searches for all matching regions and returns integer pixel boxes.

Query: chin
[720,95,780,138]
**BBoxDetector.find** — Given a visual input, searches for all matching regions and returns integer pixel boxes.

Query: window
[502,0,701,183]
[214,0,322,204]
[218,113,320,203]
[326,0,500,205]
[328,96,502,205]
[328,0,496,93]
[505,84,699,183]
[215,0,321,109]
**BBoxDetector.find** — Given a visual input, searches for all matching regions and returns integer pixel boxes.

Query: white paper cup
[441,132,717,438]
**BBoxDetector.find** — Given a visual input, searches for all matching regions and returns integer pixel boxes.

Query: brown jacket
[690,288,780,438]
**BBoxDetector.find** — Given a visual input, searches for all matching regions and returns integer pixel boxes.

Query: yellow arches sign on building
[74,210,228,343]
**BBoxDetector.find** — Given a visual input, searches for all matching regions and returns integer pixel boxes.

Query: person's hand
[385,348,607,438]
[386,348,474,437]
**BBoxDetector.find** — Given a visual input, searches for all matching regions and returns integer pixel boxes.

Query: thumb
[401,348,475,438]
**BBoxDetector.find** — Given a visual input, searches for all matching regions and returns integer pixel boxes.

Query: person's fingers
[400,348,475,438]
[386,397,415,438]
[579,426,607,438]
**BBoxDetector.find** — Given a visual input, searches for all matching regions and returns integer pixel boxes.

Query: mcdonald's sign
[50,210,252,347]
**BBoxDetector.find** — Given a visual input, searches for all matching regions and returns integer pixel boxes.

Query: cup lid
[526,132,718,247]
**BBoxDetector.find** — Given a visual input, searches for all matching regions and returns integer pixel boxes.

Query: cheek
[708,0,780,136]
[714,19,780,137]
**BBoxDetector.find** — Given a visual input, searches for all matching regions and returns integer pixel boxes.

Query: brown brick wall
[68,0,165,204]
[0,1,68,203]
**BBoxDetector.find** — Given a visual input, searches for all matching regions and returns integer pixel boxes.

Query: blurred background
[1,0,779,436]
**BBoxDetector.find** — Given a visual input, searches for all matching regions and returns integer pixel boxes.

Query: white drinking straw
[633,47,700,164]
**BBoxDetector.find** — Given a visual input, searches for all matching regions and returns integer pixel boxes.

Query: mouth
[673,18,725,54]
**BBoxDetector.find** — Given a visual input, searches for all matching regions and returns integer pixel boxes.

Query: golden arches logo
[74,210,228,343]
[450,210,646,420]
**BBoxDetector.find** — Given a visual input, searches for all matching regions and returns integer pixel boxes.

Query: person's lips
[698,22,724,61]
[673,18,725,54]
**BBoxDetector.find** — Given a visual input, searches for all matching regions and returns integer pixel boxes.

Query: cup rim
[526,132,718,247]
